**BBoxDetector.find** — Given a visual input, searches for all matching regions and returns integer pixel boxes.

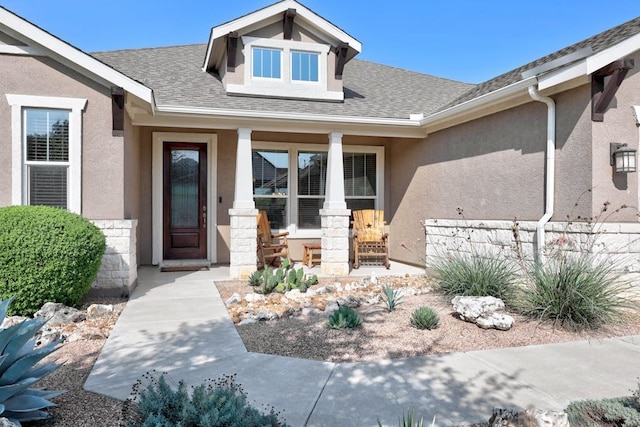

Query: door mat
[160,265,210,272]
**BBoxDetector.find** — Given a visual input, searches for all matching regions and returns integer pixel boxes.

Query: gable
[203,0,361,102]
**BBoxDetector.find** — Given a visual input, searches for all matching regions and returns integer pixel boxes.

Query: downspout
[528,85,556,261]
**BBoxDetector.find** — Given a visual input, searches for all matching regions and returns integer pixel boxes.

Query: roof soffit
[0,7,153,104]
[203,0,361,72]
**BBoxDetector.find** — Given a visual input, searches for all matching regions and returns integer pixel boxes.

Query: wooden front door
[163,142,207,259]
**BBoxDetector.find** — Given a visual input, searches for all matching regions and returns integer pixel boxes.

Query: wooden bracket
[283,8,296,40]
[591,58,634,122]
[226,32,239,72]
[335,42,349,79]
[111,86,125,136]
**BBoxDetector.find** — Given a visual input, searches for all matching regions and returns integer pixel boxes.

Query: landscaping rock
[1,316,28,329]
[245,293,265,303]
[485,407,569,427]
[452,296,514,331]
[225,292,242,306]
[0,418,19,427]
[238,317,258,326]
[87,304,114,318]
[36,326,61,347]
[35,302,86,325]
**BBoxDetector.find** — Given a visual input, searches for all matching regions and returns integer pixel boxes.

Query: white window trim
[253,141,384,238]
[227,37,343,101]
[5,94,87,214]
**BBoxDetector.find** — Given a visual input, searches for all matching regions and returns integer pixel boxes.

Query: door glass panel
[171,149,199,228]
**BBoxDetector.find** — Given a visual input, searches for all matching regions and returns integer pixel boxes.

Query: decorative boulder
[35,302,86,325]
[452,296,514,331]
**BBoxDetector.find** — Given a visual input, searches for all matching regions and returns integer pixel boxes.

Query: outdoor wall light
[610,143,637,173]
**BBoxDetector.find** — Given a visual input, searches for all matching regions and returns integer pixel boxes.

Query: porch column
[229,127,258,279]
[320,131,351,275]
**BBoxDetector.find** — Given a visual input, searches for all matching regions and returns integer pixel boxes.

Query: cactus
[0,296,64,425]
[248,271,263,286]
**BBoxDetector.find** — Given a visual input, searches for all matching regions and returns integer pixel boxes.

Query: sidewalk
[84,266,640,426]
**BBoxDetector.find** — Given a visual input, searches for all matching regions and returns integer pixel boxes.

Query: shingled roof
[92,44,473,120]
[442,15,640,111]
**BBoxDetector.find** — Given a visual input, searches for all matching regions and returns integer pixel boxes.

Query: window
[291,51,319,82]
[25,109,69,208]
[252,144,383,234]
[6,94,87,213]
[252,47,281,79]
[229,37,340,101]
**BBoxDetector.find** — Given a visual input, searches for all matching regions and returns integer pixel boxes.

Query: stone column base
[91,219,138,295]
[320,208,351,276]
[229,208,258,279]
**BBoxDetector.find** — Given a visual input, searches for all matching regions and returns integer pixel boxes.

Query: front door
[163,142,207,259]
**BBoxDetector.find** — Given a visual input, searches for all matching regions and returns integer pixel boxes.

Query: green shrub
[0,296,64,424]
[379,410,435,427]
[380,285,404,312]
[432,251,517,303]
[410,306,440,330]
[517,253,632,331]
[123,372,289,427]
[566,396,640,427]
[327,306,363,329]
[0,205,106,316]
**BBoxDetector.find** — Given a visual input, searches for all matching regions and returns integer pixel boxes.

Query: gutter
[527,85,556,261]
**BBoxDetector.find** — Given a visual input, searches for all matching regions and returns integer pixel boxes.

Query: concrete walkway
[85,266,640,427]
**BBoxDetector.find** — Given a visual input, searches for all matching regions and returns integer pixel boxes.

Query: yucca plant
[0,296,64,425]
[378,410,435,427]
[380,285,404,312]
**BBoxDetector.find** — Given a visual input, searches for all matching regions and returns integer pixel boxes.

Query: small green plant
[410,306,440,330]
[123,372,289,427]
[0,296,64,425]
[378,410,435,427]
[566,396,640,426]
[380,285,404,312]
[327,306,363,329]
[248,271,263,286]
[253,263,317,295]
[432,250,517,303]
[0,205,106,315]
[516,252,633,331]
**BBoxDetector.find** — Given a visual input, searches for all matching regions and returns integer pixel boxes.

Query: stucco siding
[0,53,125,218]
[592,49,640,221]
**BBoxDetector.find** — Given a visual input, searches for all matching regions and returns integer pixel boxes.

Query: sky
[2,1,639,84]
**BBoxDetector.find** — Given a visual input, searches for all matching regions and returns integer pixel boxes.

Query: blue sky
[2,1,639,83]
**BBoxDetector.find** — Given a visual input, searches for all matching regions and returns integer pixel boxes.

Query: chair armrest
[271,232,289,238]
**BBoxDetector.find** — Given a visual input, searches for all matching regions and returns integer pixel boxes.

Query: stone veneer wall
[229,208,259,279]
[423,219,640,278]
[91,219,138,295]
[320,209,351,276]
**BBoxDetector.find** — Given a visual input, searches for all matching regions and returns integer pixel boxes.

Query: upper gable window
[252,47,281,79]
[291,51,319,82]
[227,37,342,101]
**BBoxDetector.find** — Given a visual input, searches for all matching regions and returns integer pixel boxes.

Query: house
[2,1,640,295]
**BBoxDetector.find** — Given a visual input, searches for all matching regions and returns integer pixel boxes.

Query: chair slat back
[353,210,385,241]
[257,210,273,244]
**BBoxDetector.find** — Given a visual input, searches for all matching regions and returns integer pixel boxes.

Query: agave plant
[0,297,64,425]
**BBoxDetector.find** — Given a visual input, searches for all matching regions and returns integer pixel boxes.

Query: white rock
[36,326,62,347]
[35,302,86,325]
[301,307,322,316]
[0,417,19,427]
[245,293,265,303]
[452,296,513,331]
[284,289,305,302]
[225,293,242,306]
[87,304,114,318]
[325,302,339,313]
[238,318,258,326]
[1,316,28,329]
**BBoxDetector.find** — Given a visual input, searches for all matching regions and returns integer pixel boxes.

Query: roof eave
[0,7,154,105]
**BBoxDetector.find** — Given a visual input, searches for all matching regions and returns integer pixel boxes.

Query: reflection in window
[253,48,281,79]
[252,149,288,229]
[291,51,319,82]
[298,151,327,229]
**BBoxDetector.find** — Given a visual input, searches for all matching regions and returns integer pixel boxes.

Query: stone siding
[229,208,259,279]
[320,209,351,275]
[91,219,138,294]
[424,219,640,278]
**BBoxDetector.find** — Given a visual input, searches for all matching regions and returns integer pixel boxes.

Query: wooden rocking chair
[256,210,290,268]
[352,209,390,269]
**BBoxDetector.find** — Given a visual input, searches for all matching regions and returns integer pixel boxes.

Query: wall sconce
[610,143,637,173]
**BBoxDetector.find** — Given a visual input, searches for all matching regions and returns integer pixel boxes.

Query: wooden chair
[352,209,390,269]
[256,210,290,268]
